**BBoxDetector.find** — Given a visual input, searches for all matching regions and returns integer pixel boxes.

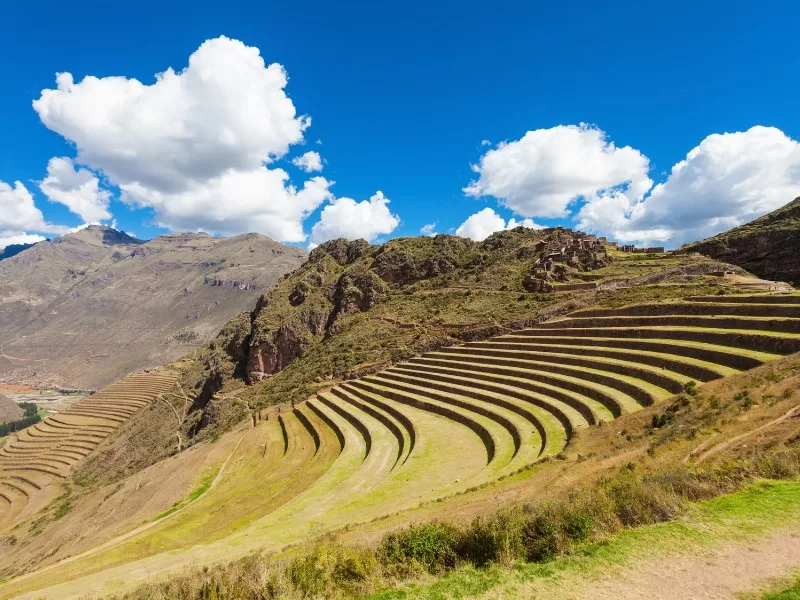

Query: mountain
[0,394,22,424]
[684,196,800,284]
[176,228,737,441]
[0,226,306,389]
[0,242,39,261]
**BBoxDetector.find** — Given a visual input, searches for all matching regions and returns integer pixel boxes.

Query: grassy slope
[4,333,796,599]
[372,480,800,600]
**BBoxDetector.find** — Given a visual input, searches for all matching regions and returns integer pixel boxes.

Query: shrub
[521,508,561,562]
[458,508,526,567]
[380,522,459,573]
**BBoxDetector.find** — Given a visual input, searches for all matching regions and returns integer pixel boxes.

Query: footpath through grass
[372,480,800,600]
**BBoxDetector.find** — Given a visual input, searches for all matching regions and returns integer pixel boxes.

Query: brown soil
[570,529,800,600]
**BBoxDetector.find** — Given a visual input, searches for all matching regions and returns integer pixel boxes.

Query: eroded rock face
[309,238,372,266]
[246,309,329,383]
[332,270,388,315]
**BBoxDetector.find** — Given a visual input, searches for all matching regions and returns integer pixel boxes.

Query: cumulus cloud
[123,169,332,241]
[578,126,800,246]
[0,233,46,251]
[0,179,67,236]
[292,151,323,173]
[420,222,438,236]
[465,124,652,219]
[39,157,112,222]
[309,191,400,247]
[32,36,331,241]
[455,207,543,241]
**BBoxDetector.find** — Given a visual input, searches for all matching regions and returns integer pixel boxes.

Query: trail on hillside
[693,404,800,465]
[572,528,800,600]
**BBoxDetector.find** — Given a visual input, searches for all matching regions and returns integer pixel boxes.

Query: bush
[521,508,561,562]
[380,522,459,573]
[458,508,526,566]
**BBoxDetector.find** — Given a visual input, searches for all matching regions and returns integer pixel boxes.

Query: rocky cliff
[685,197,800,284]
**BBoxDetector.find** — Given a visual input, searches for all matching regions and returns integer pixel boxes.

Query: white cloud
[0,232,46,251]
[465,124,652,219]
[309,191,400,247]
[292,151,323,173]
[122,169,332,242]
[32,36,330,241]
[40,157,112,222]
[577,126,800,246]
[0,179,67,237]
[420,222,438,236]
[455,207,544,241]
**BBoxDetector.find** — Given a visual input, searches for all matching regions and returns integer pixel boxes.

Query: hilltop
[685,196,800,284]
[0,226,305,389]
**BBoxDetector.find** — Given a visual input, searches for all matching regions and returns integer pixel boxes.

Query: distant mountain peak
[62,225,143,247]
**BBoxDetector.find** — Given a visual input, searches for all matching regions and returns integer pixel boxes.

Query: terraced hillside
[0,371,177,530]
[2,294,799,600]
[314,293,800,478]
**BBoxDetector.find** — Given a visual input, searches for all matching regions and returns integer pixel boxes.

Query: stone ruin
[621,245,665,254]
[522,228,613,293]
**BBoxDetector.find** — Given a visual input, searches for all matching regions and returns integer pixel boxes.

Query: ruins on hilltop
[521,227,613,293]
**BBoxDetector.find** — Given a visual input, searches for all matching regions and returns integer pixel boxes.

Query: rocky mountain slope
[0,226,305,389]
[0,393,22,423]
[685,196,800,284]
[174,228,738,443]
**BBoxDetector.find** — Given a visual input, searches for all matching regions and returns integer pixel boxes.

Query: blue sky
[1,0,799,250]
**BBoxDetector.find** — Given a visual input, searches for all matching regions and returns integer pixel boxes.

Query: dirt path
[573,529,800,599]
[694,404,800,465]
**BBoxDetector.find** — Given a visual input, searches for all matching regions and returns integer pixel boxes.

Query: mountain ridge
[0,227,306,389]
[684,196,800,283]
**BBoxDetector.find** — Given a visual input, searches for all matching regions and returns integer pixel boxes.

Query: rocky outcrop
[371,236,472,285]
[330,270,388,316]
[203,277,256,290]
[685,197,800,283]
[247,309,329,383]
[309,238,372,266]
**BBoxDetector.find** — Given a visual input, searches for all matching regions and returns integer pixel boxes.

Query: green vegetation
[111,445,800,600]
[764,577,800,599]
[177,230,739,446]
[152,469,217,521]
[0,402,41,436]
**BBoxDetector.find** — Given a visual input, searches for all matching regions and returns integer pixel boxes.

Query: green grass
[763,577,800,599]
[369,481,800,599]
[152,469,217,521]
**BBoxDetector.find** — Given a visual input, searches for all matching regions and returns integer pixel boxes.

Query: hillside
[1,290,798,599]
[0,226,305,389]
[685,196,800,284]
[70,229,759,484]
[175,229,747,438]
[0,394,22,424]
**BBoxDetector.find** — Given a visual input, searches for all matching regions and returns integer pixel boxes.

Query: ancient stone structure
[521,228,612,292]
